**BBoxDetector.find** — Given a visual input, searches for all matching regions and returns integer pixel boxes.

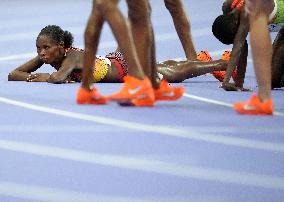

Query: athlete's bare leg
[233,0,273,115]
[95,0,145,80]
[247,0,273,101]
[157,60,227,82]
[83,0,146,90]
[271,26,284,89]
[164,0,197,60]
[81,1,104,90]
[127,0,152,78]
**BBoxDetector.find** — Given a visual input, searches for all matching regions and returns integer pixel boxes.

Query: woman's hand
[26,73,50,82]
[221,82,250,91]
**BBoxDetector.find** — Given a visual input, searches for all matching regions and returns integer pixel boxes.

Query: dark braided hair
[212,14,239,45]
[37,25,74,48]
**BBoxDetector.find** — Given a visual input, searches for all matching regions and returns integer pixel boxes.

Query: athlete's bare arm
[8,56,46,81]
[48,50,83,83]
[222,7,249,91]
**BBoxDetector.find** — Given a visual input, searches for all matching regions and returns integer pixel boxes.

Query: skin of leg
[126,0,152,79]
[271,26,284,88]
[147,3,164,89]
[248,0,273,101]
[157,60,228,82]
[96,0,145,79]
[81,0,105,90]
[150,26,161,89]
[101,63,121,82]
[164,0,197,60]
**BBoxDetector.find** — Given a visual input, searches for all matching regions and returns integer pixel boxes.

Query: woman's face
[36,35,64,64]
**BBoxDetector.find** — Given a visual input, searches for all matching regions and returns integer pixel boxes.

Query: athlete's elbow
[8,71,17,81]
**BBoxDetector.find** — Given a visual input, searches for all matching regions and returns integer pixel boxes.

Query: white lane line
[184,93,232,107]
[1,139,284,190]
[0,96,284,152]
[0,181,153,202]
[184,93,284,117]
[1,125,284,135]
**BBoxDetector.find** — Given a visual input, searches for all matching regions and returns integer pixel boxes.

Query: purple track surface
[0,1,284,202]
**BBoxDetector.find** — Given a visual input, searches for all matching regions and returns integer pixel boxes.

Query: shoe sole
[234,103,273,115]
[155,88,184,101]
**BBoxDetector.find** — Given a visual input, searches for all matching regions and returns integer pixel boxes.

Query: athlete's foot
[233,93,273,115]
[154,80,184,101]
[76,86,108,104]
[108,75,155,107]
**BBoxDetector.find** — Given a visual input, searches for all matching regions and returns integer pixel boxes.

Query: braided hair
[37,25,74,48]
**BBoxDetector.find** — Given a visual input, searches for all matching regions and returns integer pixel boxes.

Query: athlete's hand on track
[221,82,250,91]
[26,73,50,82]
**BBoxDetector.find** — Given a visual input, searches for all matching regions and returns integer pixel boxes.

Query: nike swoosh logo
[160,91,175,97]
[128,86,142,95]
[243,104,257,111]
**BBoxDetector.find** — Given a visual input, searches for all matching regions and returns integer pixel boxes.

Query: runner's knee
[95,0,117,15]
[127,1,151,25]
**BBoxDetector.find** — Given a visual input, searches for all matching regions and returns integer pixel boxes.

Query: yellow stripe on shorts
[93,57,110,82]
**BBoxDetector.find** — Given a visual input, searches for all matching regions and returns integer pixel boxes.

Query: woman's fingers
[26,74,37,82]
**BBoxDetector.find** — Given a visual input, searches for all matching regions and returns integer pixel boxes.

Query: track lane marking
[1,139,284,190]
[0,96,284,152]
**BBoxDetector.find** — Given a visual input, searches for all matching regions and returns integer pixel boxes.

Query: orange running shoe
[76,87,107,104]
[154,80,184,101]
[211,51,228,82]
[196,50,226,82]
[211,50,238,82]
[221,51,238,83]
[108,75,155,107]
[196,50,212,62]
[221,50,231,61]
[233,93,273,115]
[211,71,226,82]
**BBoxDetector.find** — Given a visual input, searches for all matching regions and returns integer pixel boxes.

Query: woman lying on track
[8,25,229,84]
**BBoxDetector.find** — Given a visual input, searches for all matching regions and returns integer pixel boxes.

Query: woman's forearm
[47,72,68,83]
[8,70,30,81]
